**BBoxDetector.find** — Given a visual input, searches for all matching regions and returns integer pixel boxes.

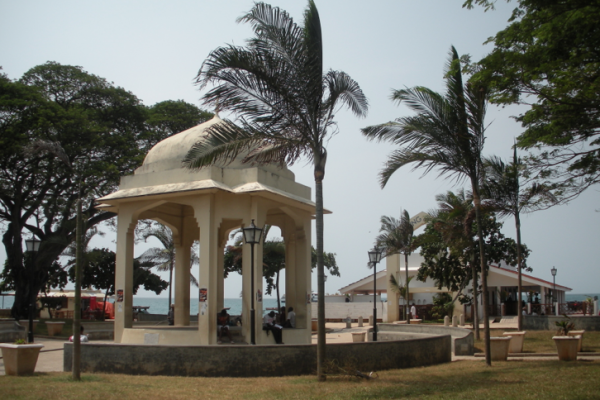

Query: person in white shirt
[410,303,417,319]
[69,325,89,342]
[286,307,296,328]
[262,311,283,344]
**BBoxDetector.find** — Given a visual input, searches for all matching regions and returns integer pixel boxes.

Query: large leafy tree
[0,62,148,319]
[68,248,169,319]
[146,100,213,146]
[182,1,367,379]
[362,46,494,365]
[481,148,554,330]
[375,210,415,321]
[418,190,531,337]
[418,190,480,337]
[466,0,600,199]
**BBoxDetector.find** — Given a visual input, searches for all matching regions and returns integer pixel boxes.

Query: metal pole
[250,242,256,345]
[553,275,556,306]
[373,262,377,342]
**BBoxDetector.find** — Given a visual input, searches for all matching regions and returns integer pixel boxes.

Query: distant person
[285,307,296,328]
[168,304,174,325]
[263,311,283,344]
[69,326,89,342]
[278,306,286,325]
[410,303,417,319]
[217,309,234,344]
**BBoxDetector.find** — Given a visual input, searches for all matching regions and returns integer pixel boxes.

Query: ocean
[0,295,282,316]
[133,297,283,316]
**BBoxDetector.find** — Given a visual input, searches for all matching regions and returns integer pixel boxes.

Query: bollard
[444,315,450,326]
[452,315,458,327]
[345,317,352,329]
[460,314,465,326]
[358,316,364,327]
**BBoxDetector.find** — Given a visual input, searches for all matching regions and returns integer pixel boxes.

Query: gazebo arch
[96,116,315,345]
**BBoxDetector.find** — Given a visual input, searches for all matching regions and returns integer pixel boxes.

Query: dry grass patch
[2,360,600,399]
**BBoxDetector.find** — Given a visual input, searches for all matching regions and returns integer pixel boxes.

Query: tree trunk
[515,211,523,332]
[72,198,83,381]
[471,254,480,340]
[276,269,281,323]
[315,176,326,381]
[472,187,491,366]
[405,252,410,324]
[168,260,173,313]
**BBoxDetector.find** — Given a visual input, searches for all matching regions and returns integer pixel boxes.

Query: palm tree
[482,148,555,331]
[427,190,480,339]
[182,1,368,379]
[375,211,415,321]
[138,224,199,312]
[362,46,493,365]
[389,275,413,319]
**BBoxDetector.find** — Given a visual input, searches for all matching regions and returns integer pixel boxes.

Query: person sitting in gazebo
[263,311,283,344]
[217,308,234,344]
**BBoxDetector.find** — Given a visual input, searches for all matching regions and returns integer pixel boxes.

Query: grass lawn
[2,360,599,399]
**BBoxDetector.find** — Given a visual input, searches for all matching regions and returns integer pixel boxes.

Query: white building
[339,254,571,322]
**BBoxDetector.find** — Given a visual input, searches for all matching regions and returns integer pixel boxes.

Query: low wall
[523,315,600,331]
[64,335,451,377]
[375,323,474,356]
[311,302,387,321]
[0,320,26,343]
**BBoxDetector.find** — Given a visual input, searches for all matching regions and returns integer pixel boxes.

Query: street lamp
[551,266,557,308]
[242,219,263,345]
[368,247,383,341]
[25,237,41,343]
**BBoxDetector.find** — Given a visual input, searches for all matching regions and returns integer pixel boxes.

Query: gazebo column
[174,242,191,326]
[284,232,297,320]
[194,195,218,345]
[386,254,401,322]
[114,208,136,343]
[294,224,311,337]
[216,237,226,312]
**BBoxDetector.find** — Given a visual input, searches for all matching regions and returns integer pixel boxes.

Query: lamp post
[551,266,557,308]
[242,219,263,345]
[25,237,41,343]
[368,247,383,341]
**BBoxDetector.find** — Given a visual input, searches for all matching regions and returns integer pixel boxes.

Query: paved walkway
[2,323,598,375]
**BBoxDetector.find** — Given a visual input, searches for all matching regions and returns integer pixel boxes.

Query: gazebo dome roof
[140,115,259,173]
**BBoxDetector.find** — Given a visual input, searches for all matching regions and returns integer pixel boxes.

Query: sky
[1,0,598,299]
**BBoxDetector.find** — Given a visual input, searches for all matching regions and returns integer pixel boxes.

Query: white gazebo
[97,116,315,345]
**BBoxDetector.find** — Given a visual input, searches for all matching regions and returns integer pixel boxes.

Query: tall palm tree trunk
[276,269,281,322]
[315,177,326,381]
[473,188,491,366]
[515,211,523,331]
[471,254,480,340]
[405,253,410,323]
